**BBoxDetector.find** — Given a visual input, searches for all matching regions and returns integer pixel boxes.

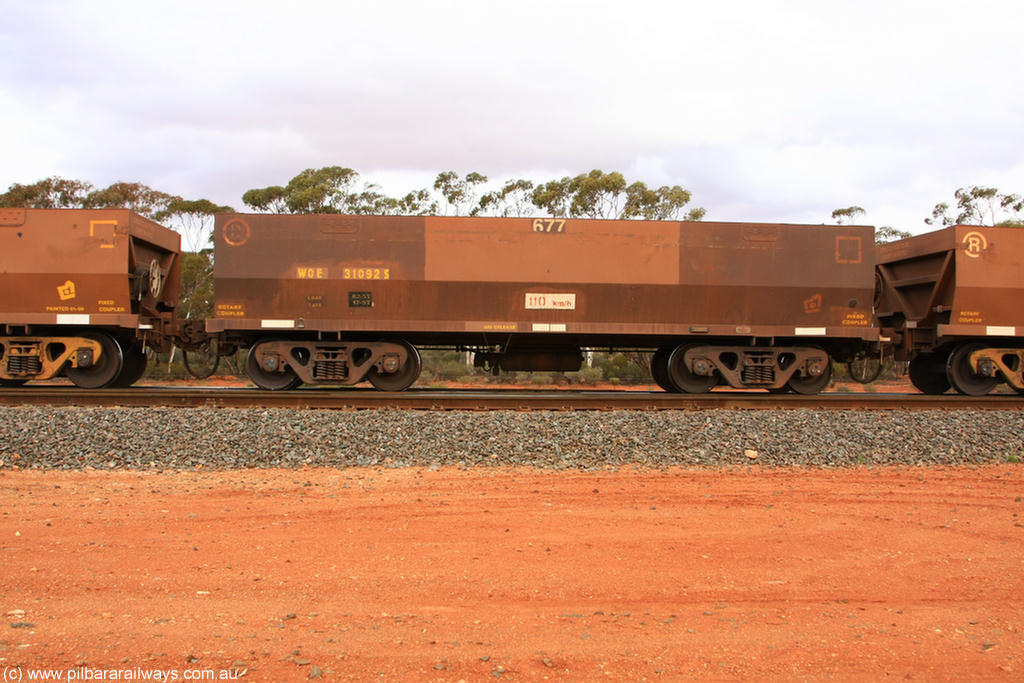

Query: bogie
[244,338,422,391]
[657,344,834,394]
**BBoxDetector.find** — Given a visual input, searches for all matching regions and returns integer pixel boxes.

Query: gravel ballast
[1,406,1022,469]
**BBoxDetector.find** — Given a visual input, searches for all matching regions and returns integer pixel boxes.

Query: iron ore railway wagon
[0,208,198,388]
[3,207,1021,396]
[876,224,1024,395]
[209,213,876,392]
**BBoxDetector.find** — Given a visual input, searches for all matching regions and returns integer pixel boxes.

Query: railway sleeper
[0,336,104,381]
[673,345,832,394]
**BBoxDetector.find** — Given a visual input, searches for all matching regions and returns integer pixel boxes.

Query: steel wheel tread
[908,352,951,395]
[947,343,998,396]
[66,332,124,389]
[246,342,302,391]
[786,357,833,395]
[666,345,716,394]
[112,344,148,388]
[367,342,421,391]
[650,347,677,392]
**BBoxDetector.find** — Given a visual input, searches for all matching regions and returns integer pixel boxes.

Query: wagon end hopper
[0,208,180,387]
[877,224,1024,395]
[212,214,876,392]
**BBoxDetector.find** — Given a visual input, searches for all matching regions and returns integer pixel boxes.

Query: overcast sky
[2,0,1021,232]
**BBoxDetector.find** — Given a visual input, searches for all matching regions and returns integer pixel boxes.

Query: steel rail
[1,387,1023,410]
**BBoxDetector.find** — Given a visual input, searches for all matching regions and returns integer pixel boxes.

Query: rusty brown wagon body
[211,214,878,392]
[876,224,1024,395]
[0,208,182,387]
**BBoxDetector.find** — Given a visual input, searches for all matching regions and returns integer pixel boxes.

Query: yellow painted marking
[532,218,566,233]
[90,219,118,248]
[343,267,390,280]
[958,311,983,324]
[962,231,987,258]
[57,280,76,301]
[216,303,245,318]
[89,219,117,236]
[841,312,869,327]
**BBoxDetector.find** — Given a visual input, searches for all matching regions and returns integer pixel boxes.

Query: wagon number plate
[532,219,566,233]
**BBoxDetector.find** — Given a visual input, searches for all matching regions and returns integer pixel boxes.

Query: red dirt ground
[2,465,1022,681]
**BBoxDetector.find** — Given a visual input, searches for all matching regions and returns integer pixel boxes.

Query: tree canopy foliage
[11,173,1024,242]
[241,166,442,216]
[433,171,488,216]
[0,176,232,252]
[831,205,911,243]
[241,166,706,222]
[529,170,704,221]
[873,225,913,243]
[831,206,866,225]
[478,179,536,218]
[0,177,93,209]
[0,176,177,217]
[242,166,357,214]
[155,198,234,251]
[926,186,1023,227]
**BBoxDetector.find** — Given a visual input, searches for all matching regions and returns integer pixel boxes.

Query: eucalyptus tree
[926,186,1023,227]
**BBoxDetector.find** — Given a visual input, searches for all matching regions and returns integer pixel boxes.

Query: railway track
[1,386,1022,410]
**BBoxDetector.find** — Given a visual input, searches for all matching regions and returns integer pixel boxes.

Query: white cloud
[1,0,1022,233]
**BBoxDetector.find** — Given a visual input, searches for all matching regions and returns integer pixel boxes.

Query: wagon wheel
[666,344,716,394]
[183,341,221,380]
[66,331,124,389]
[246,341,302,391]
[846,351,883,384]
[112,343,149,387]
[907,352,950,395]
[786,352,833,395]
[367,341,421,391]
[650,347,676,392]
[946,343,998,396]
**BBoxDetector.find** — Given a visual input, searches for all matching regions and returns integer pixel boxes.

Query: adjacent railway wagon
[0,208,182,387]
[209,213,878,392]
[876,224,1024,395]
